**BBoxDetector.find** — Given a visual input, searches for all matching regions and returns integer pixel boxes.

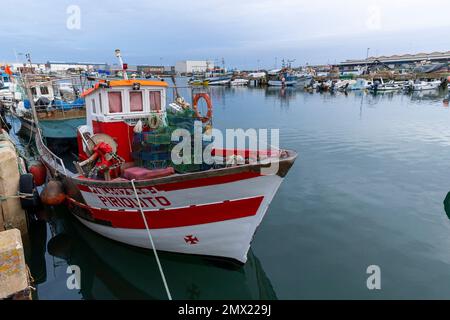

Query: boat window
[98,94,103,113]
[129,91,143,112]
[91,98,96,114]
[108,91,123,113]
[40,86,49,95]
[149,91,161,111]
[31,87,37,96]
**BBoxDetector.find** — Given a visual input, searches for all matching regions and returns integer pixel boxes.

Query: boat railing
[35,128,67,175]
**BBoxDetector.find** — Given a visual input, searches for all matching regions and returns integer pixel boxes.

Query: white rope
[130,179,172,300]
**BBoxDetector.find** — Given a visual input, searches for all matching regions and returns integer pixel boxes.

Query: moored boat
[12,75,86,152]
[404,79,442,91]
[35,51,297,264]
[205,75,232,86]
[230,78,249,86]
[267,69,298,87]
[369,78,403,92]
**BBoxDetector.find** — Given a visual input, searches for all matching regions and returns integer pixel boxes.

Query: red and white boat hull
[70,174,283,263]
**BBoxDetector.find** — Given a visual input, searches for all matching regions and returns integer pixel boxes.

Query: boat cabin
[29,83,55,102]
[79,79,168,163]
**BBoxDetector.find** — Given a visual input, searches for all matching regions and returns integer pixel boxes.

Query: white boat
[370,78,403,92]
[230,79,249,86]
[204,73,232,86]
[247,72,266,79]
[405,80,442,91]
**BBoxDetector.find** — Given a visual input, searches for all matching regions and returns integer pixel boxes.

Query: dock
[0,130,33,300]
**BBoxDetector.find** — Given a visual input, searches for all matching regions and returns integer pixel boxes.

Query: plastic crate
[137,132,172,145]
[132,151,171,161]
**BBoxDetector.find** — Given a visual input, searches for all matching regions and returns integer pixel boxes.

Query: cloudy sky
[1,0,450,68]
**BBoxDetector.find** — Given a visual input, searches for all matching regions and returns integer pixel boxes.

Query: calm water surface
[21,83,450,299]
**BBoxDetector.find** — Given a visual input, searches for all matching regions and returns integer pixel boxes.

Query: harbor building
[137,65,175,75]
[175,60,214,74]
[339,51,450,72]
[10,61,109,73]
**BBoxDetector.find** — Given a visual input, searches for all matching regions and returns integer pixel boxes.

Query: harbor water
[17,81,450,299]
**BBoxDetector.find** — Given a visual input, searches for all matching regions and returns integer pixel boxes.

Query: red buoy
[28,160,47,187]
[41,180,66,206]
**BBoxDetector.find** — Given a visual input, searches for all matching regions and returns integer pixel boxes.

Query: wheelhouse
[79,79,168,163]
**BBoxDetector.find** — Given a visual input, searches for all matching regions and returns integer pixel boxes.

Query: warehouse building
[175,60,214,74]
[339,51,450,71]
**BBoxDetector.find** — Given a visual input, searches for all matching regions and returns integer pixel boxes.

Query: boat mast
[115,49,128,80]
[23,75,39,128]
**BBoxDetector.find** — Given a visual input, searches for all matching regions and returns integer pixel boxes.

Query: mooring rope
[130,179,172,300]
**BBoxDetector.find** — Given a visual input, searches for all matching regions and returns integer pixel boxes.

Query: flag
[4,65,12,76]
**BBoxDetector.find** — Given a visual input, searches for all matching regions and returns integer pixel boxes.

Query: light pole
[115,49,128,80]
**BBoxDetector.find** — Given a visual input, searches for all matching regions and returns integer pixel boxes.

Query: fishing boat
[0,71,15,107]
[35,51,297,264]
[369,78,403,92]
[267,69,298,87]
[12,75,86,152]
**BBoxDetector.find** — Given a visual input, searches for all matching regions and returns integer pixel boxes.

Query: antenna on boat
[115,49,128,80]
[171,74,180,99]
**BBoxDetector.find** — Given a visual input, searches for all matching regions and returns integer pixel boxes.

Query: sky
[1,0,450,69]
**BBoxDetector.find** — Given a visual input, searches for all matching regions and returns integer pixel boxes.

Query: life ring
[193,93,213,123]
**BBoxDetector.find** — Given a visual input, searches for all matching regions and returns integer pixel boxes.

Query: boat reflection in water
[43,207,277,300]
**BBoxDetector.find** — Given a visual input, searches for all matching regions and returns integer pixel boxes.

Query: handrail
[35,128,67,175]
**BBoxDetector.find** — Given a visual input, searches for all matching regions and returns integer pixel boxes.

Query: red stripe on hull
[72,196,264,229]
[76,171,261,192]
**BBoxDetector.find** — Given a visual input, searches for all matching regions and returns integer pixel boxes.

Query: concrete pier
[0,130,27,235]
[0,229,30,299]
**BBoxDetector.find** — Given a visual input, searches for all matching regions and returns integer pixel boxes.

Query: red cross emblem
[184,235,199,245]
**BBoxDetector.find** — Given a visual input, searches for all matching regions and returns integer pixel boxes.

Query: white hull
[412,82,441,91]
[208,79,231,86]
[230,79,249,86]
[73,174,284,263]
[268,80,297,87]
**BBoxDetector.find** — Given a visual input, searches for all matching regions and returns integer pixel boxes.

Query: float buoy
[19,173,40,210]
[41,180,66,206]
[193,93,213,123]
[28,160,46,186]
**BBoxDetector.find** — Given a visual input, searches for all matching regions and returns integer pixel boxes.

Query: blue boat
[13,79,87,153]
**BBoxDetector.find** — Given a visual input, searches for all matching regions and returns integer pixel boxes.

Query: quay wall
[0,131,27,235]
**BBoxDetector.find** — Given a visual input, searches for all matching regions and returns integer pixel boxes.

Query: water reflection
[32,207,277,300]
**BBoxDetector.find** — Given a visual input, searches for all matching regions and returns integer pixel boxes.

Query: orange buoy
[28,160,47,186]
[41,180,66,206]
